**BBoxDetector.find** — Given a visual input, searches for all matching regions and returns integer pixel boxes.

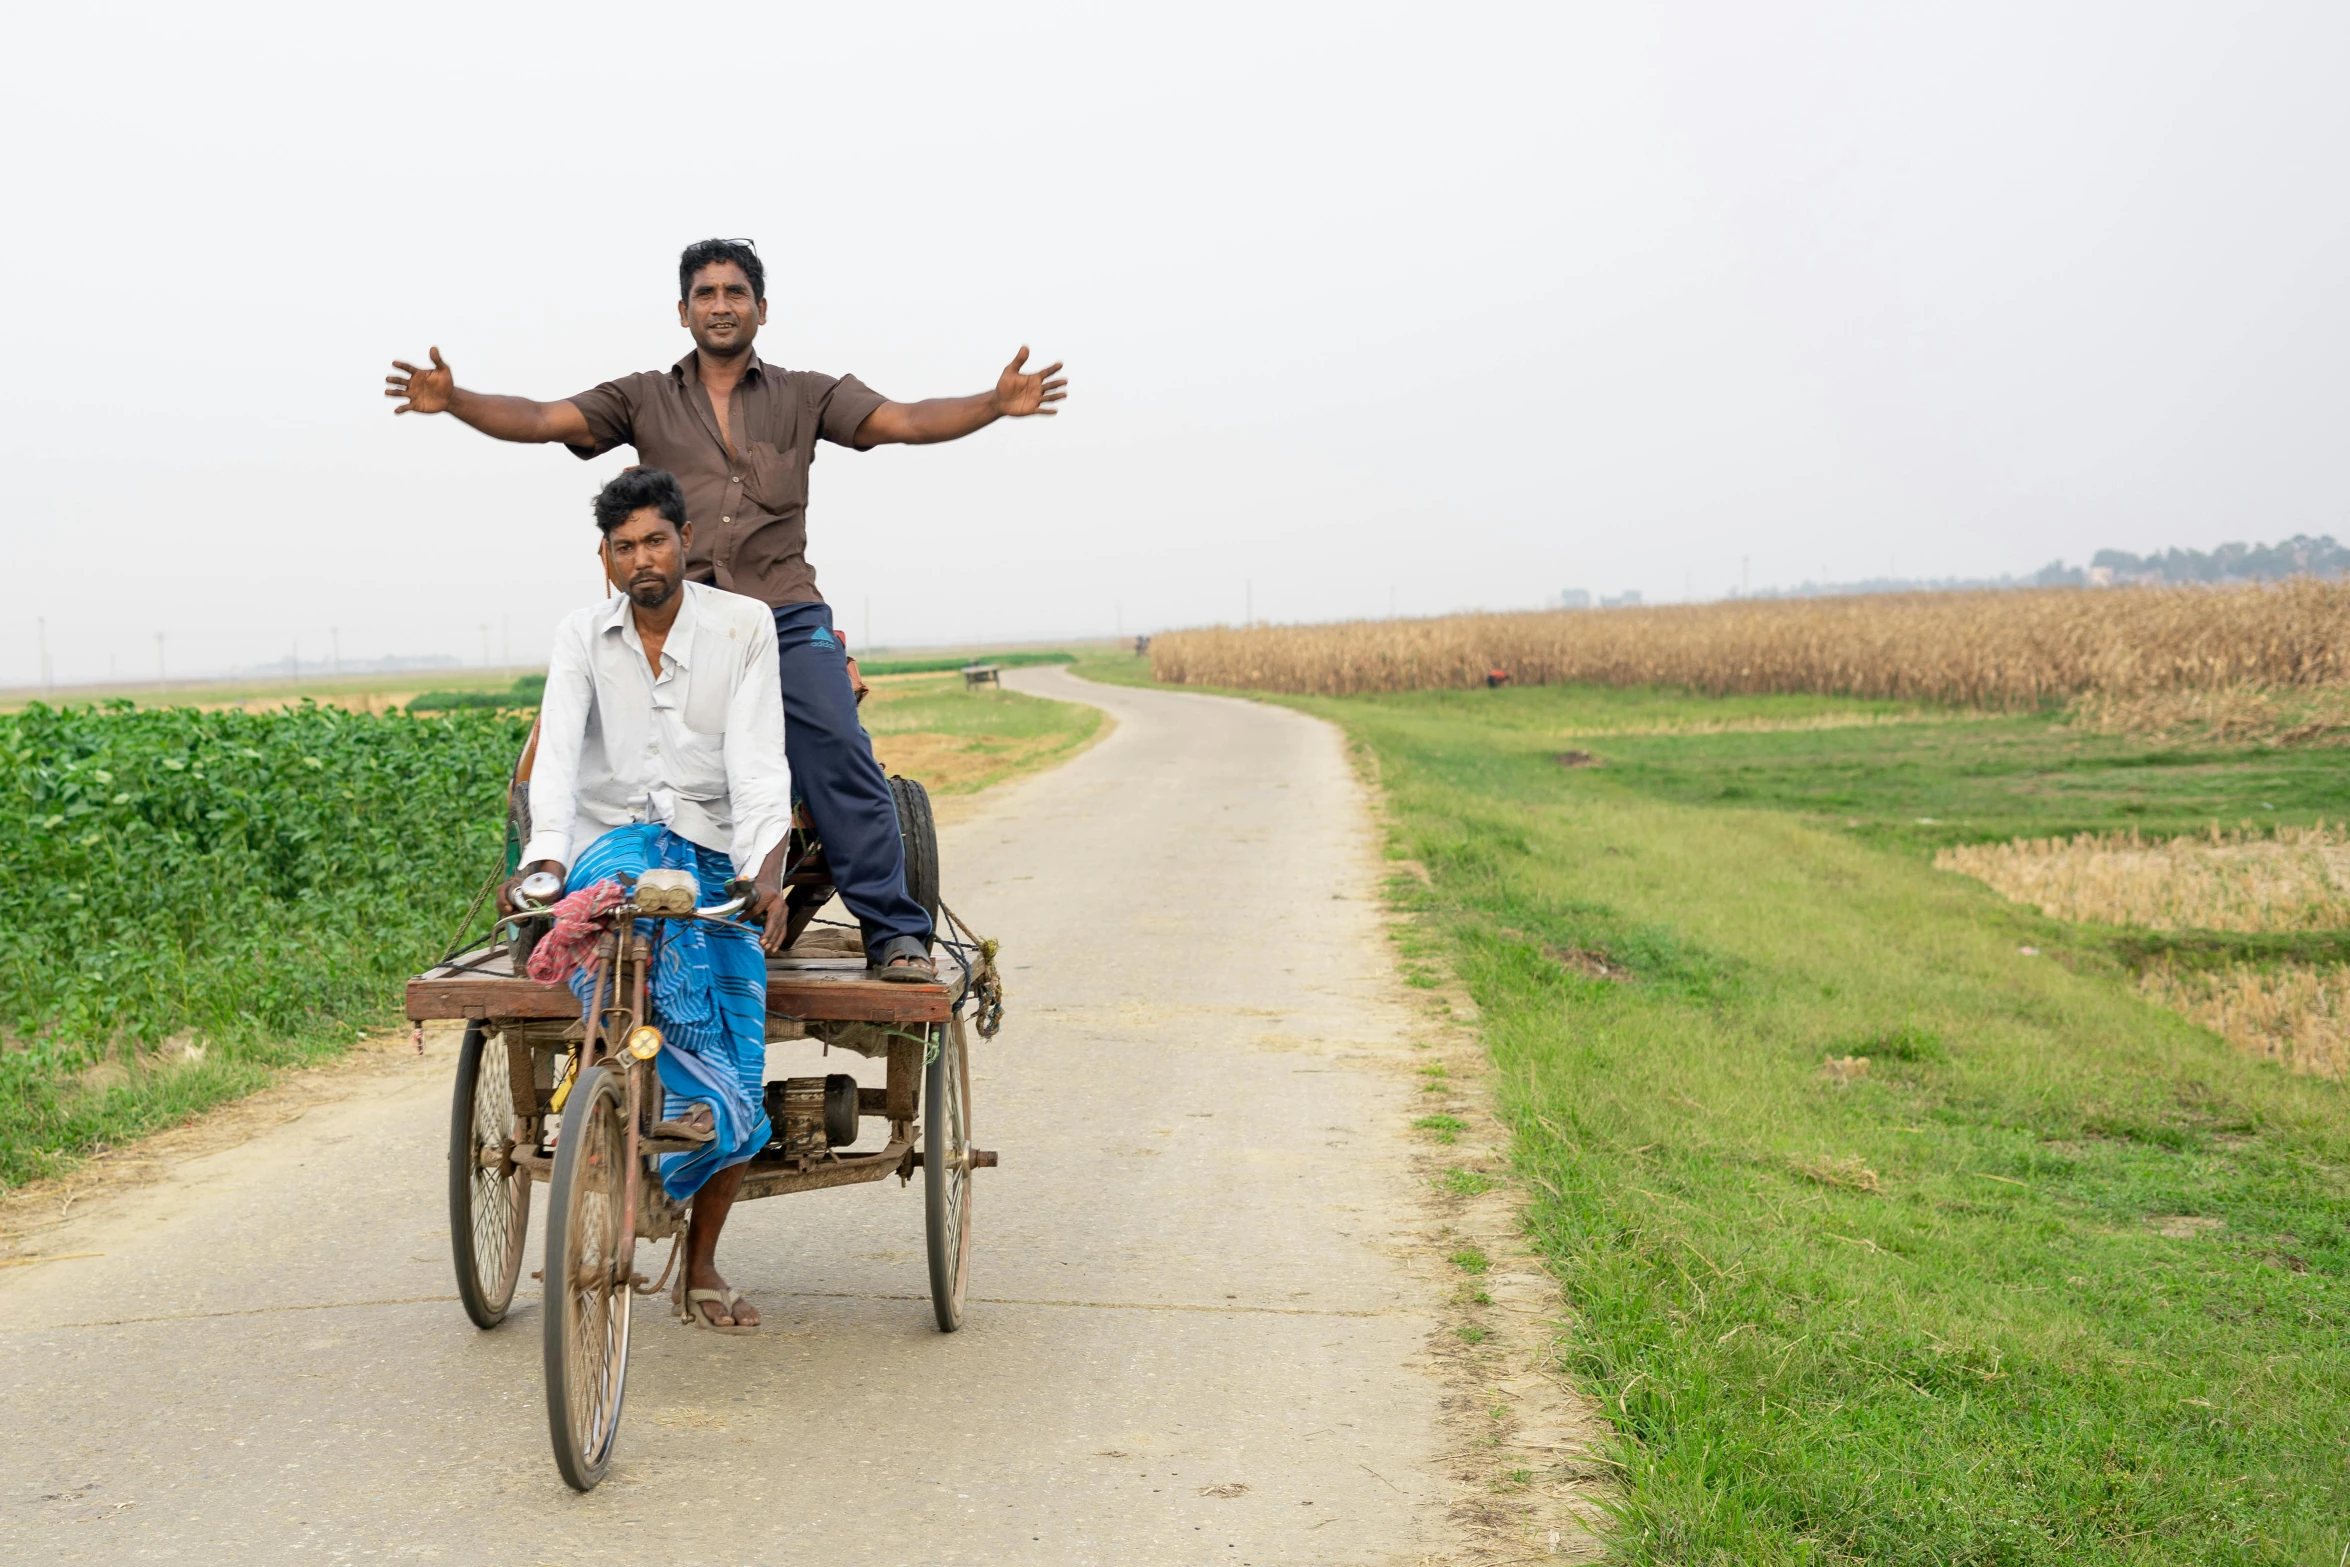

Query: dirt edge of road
[1336,735,1620,1564]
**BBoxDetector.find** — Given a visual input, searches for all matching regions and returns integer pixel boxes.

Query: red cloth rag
[525,879,626,985]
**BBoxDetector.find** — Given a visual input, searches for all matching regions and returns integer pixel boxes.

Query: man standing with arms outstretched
[386,238,1067,980]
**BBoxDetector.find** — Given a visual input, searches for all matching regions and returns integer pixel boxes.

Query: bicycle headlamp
[626,1025,663,1061]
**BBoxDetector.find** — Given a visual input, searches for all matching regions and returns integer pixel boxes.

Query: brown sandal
[870,937,936,984]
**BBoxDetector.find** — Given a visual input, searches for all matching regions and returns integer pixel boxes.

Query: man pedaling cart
[385,236,1068,983]
[516,466,798,1332]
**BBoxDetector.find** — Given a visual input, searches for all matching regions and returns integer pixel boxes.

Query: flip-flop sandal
[678,1287,759,1335]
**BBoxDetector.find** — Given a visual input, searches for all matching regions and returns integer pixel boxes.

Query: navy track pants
[771,602,932,957]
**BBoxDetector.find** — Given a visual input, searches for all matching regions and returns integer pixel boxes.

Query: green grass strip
[407,672,546,711]
[1358,695,2349,1563]
[858,649,1078,677]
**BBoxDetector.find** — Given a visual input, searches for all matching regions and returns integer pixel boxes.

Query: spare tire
[890,775,938,947]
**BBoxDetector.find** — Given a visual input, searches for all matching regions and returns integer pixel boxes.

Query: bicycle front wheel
[542,1065,633,1491]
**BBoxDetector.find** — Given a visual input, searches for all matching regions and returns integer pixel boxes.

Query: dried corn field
[1151,580,2350,706]
[2138,963,2350,1080]
[1935,824,2350,932]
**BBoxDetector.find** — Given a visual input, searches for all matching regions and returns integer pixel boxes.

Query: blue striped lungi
[564,823,772,1201]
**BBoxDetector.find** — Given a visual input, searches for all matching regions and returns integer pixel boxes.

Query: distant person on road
[387,237,1067,982]
[516,466,792,1332]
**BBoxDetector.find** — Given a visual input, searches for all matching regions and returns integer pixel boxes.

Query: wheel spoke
[946,1027,969,1239]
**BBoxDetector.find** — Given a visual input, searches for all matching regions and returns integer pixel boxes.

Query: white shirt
[524,581,792,878]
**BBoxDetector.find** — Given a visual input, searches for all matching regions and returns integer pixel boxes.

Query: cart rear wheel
[542,1065,633,1491]
[449,1023,529,1328]
[923,1015,973,1331]
[891,775,938,945]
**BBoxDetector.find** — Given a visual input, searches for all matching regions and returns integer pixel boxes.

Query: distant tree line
[2080,534,2350,586]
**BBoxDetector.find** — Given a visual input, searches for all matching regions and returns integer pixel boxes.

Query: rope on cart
[933,900,1003,1039]
[433,861,506,966]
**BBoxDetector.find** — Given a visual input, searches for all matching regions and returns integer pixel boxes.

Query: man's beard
[628,576,678,609]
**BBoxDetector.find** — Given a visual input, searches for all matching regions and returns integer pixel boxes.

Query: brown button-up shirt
[566,351,888,608]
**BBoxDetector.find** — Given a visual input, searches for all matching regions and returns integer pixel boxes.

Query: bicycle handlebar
[509,873,754,923]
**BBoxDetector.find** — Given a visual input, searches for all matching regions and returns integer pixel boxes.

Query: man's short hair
[679,238,765,302]
[593,467,689,536]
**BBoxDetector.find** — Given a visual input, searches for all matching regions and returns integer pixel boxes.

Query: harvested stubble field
[2140,961,2350,1081]
[1938,823,2350,934]
[1938,824,2350,1080]
[1151,579,2350,707]
[2069,681,2350,745]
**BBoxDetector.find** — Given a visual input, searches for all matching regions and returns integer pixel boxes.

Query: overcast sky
[4,1,2345,684]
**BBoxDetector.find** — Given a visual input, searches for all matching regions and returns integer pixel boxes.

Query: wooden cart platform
[408,944,954,1025]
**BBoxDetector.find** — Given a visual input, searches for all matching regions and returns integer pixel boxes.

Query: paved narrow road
[0,668,1462,1564]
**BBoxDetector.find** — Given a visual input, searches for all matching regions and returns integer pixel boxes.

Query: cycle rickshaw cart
[406,768,998,1491]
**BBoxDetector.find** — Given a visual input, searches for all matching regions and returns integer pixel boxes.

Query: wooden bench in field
[961,663,1002,688]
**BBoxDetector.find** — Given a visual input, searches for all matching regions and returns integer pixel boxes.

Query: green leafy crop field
[0,670,1103,1190]
[1,702,527,1184]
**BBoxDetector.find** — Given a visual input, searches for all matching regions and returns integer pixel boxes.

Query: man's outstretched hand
[847,347,1069,445]
[993,347,1067,418]
[385,347,455,415]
